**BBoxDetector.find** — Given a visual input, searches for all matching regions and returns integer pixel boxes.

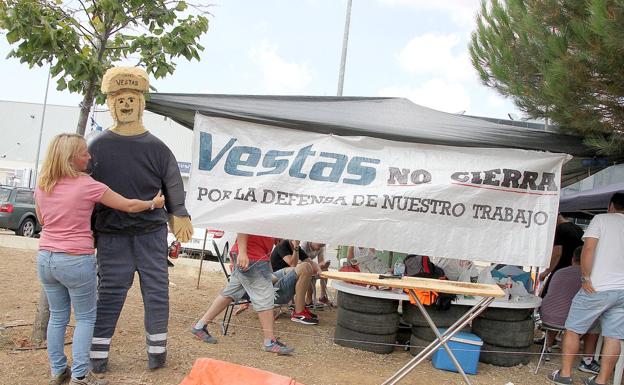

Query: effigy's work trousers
[90,226,169,371]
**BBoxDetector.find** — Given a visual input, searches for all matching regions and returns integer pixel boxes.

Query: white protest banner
[186,114,571,267]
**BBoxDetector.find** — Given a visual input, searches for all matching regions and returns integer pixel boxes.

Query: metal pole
[337,0,352,96]
[32,66,51,188]
[196,229,209,289]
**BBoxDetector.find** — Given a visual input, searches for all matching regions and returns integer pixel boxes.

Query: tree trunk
[76,80,97,136]
[31,290,49,343]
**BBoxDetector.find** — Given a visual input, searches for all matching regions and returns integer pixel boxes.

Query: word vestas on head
[198,132,380,185]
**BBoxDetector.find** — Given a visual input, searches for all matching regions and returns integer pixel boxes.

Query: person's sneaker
[49,366,71,385]
[190,324,217,344]
[578,360,601,375]
[544,347,553,362]
[304,309,318,320]
[318,296,334,307]
[69,371,108,385]
[291,311,318,325]
[263,338,295,355]
[581,376,603,385]
[547,370,574,385]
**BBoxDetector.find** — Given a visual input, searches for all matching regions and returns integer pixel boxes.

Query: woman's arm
[35,203,44,225]
[100,190,165,213]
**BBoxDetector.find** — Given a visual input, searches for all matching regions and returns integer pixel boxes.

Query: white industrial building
[0,100,193,188]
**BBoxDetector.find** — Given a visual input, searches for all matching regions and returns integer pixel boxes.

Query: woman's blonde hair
[38,133,87,192]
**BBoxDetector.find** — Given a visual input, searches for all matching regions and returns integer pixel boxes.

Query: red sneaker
[291,311,318,325]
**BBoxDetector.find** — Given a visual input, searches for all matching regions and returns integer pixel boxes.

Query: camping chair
[534,321,565,374]
[211,239,251,336]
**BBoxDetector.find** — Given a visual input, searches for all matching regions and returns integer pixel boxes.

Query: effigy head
[101,66,149,124]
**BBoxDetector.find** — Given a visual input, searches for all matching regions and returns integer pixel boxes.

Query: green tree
[469,0,624,155]
[0,0,209,135]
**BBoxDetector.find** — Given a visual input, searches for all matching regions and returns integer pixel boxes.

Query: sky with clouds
[0,0,521,119]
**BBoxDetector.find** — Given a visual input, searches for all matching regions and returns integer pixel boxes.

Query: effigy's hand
[169,215,193,243]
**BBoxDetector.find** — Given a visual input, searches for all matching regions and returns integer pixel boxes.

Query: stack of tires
[471,308,534,367]
[402,303,472,356]
[334,291,399,354]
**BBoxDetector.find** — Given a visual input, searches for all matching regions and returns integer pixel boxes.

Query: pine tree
[469,0,624,155]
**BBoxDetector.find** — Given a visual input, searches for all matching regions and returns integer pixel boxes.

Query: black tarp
[145,94,623,187]
[560,183,624,216]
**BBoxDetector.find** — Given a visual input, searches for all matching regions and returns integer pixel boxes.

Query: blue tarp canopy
[560,183,624,216]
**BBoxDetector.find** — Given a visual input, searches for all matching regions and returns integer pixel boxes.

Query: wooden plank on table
[321,271,505,298]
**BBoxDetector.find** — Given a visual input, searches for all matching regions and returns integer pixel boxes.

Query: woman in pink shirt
[35,133,164,385]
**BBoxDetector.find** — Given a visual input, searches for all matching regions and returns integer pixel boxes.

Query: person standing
[548,193,624,385]
[540,214,584,297]
[35,134,164,385]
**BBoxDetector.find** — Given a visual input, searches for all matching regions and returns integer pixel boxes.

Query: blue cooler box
[431,329,482,375]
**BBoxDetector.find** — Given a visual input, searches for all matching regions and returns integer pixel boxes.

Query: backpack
[403,255,456,310]
[404,255,445,279]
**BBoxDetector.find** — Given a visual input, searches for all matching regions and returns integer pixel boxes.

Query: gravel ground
[0,245,579,385]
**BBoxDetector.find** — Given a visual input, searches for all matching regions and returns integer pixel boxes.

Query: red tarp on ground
[178,358,305,385]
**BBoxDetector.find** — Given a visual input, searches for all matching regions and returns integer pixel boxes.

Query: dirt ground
[0,246,574,385]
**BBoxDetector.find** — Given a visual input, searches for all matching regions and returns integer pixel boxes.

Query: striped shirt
[540,265,581,327]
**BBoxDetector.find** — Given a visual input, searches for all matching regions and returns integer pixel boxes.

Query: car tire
[337,291,398,314]
[17,217,36,238]
[410,325,471,342]
[397,322,412,346]
[337,307,400,335]
[409,334,431,357]
[479,342,532,367]
[477,307,532,322]
[333,324,396,354]
[403,303,471,328]
[472,318,535,348]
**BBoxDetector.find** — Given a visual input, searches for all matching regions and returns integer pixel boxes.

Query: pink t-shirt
[35,175,109,255]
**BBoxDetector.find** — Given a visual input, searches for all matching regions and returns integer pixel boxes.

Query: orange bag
[178,358,305,385]
[405,289,438,306]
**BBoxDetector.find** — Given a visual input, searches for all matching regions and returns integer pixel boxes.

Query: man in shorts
[190,233,294,355]
[549,193,624,385]
[271,239,320,323]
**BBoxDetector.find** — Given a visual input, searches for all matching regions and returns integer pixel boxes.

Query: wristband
[149,200,155,210]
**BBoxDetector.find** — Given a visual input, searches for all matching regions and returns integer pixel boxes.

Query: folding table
[321,271,505,385]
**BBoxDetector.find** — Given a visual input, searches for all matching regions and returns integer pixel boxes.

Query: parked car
[167,227,236,260]
[0,185,41,237]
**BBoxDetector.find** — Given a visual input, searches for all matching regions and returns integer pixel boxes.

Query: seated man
[540,246,600,372]
[270,239,320,322]
[301,241,332,306]
[273,264,318,325]
[190,234,295,355]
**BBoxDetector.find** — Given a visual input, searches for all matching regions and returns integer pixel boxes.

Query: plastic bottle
[393,260,406,276]
[505,275,513,300]
[506,275,513,289]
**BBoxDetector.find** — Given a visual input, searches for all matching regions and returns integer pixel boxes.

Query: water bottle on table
[393,259,406,276]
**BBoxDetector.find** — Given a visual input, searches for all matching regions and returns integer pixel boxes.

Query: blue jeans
[37,250,97,378]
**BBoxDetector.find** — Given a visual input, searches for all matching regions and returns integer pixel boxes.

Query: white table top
[331,279,541,309]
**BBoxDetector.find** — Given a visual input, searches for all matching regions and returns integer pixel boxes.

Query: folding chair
[212,239,251,336]
[534,321,565,374]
